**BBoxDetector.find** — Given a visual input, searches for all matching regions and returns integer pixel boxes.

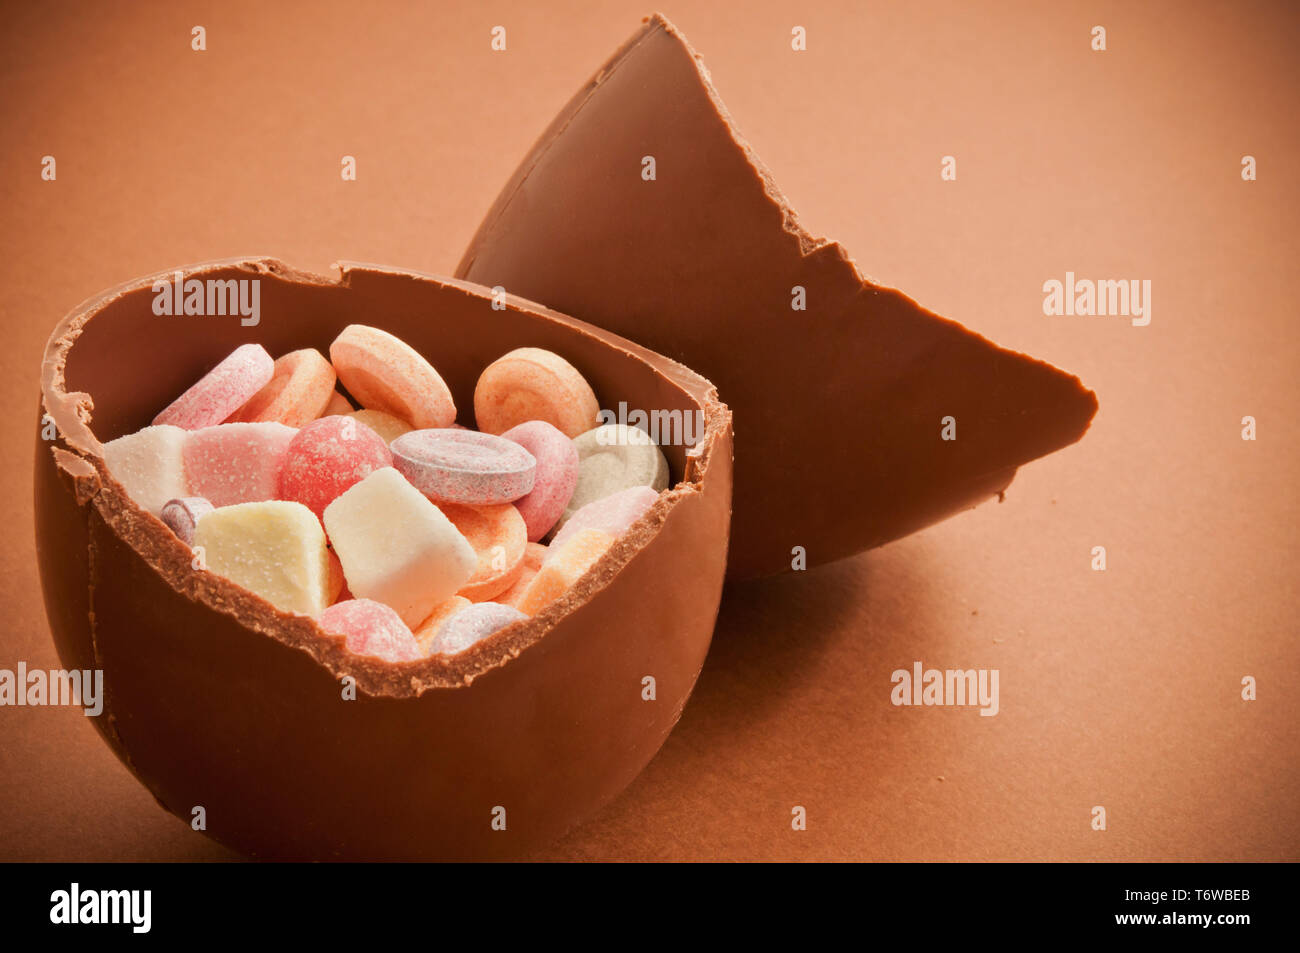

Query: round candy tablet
[153,343,274,430]
[474,348,600,438]
[348,409,413,445]
[318,598,421,663]
[497,542,548,610]
[329,325,456,429]
[499,420,579,541]
[390,429,536,505]
[428,602,527,656]
[559,424,670,528]
[439,503,528,602]
[323,390,354,416]
[550,485,660,551]
[228,348,336,427]
[326,547,349,605]
[160,496,214,546]
[279,415,393,519]
[414,596,472,655]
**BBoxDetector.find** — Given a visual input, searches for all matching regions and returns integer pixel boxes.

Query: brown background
[2,0,1296,860]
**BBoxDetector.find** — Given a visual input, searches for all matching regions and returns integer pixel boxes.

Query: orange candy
[440,503,528,602]
[330,325,456,429]
[413,596,472,655]
[348,408,413,445]
[474,348,599,438]
[323,390,354,416]
[229,348,337,427]
[497,542,548,609]
[327,547,349,604]
[516,529,614,616]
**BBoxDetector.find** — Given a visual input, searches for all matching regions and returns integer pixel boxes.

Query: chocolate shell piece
[36,258,732,860]
[458,14,1098,579]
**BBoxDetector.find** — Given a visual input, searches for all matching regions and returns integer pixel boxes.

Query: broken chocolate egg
[35,258,732,860]
[458,13,1098,579]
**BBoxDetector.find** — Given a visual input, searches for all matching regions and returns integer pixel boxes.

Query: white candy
[323,467,477,627]
[193,501,331,617]
[559,424,669,528]
[101,424,189,516]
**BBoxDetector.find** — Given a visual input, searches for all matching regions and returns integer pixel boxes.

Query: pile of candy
[101,325,671,661]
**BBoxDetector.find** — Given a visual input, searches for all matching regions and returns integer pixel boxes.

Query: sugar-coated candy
[474,347,599,438]
[348,409,413,445]
[228,348,336,427]
[560,424,669,528]
[322,467,477,627]
[516,528,615,616]
[390,429,535,505]
[428,602,527,656]
[329,324,456,429]
[414,596,472,655]
[551,485,660,551]
[184,421,297,507]
[497,542,547,610]
[160,496,214,546]
[499,420,579,541]
[278,416,393,519]
[323,390,354,415]
[440,503,528,602]
[193,501,331,617]
[327,547,348,604]
[153,343,274,430]
[318,599,422,663]
[101,424,189,516]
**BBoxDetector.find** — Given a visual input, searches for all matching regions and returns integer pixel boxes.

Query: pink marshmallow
[318,599,422,662]
[390,429,536,505]
[279,416,393,520]
[160,496,215,545]
[499,421,579,541]
[429,602,527,656]
[153,343,274,430]
[183,422,296,507]
[550,485,661,551]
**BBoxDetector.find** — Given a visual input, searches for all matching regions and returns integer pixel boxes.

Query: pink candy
[279,416,393,519]
[500,421,579,541]
[160,497,215,545]
[429,602,527,656]
[318,599,422,662]
[390,429,535,505]
[153,343,274,430]
[183,422,297,507]
[550,485,660,550]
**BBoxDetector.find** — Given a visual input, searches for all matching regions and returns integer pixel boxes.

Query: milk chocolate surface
[36,258,733,859]
[459,14,1098,578]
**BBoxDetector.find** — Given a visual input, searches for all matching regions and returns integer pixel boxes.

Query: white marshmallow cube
[101,424,190,516]
[193,500,331,617]
[324,467,476,627]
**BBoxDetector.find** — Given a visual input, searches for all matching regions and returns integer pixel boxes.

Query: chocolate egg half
[35,258,732,860]
[459,14,1098,578]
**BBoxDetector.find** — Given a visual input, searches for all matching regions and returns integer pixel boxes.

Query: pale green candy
[559,424,669,530]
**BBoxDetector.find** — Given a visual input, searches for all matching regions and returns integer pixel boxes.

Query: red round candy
[318,598,421,662]
[279,416,393,519]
